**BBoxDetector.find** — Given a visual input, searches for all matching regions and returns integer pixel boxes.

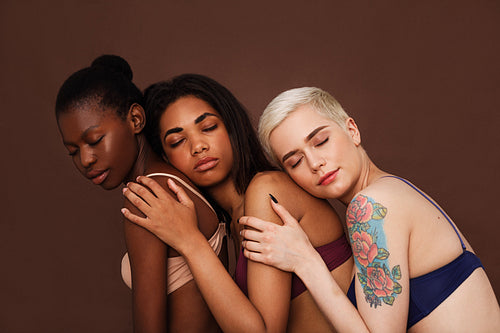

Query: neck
[340,148,386,205]
[124,134,153,184]
[206,179,245,220]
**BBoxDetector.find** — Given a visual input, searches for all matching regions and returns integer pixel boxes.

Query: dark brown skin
[58,102,224,332]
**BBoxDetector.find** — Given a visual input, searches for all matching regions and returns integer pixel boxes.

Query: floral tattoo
[347,195,402,308]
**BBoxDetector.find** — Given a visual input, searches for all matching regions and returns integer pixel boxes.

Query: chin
[99,180,122,191]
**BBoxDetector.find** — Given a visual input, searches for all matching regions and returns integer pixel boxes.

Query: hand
[239,199,317,273]
[121,176,201,253]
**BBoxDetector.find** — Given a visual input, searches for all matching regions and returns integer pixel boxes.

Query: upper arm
[123,197,168,332]
[346,193,409,331]
[244,173,295,332]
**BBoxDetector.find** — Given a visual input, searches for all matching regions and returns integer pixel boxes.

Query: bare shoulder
[145,161,219,238]
[349,176,417,236]
[245,171,308,222]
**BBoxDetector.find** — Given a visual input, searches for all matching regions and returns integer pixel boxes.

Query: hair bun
[91,55,133,81]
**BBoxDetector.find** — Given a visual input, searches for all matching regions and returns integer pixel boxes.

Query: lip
[87,169,110,185]
[194,157,219,172]
[318,169,339,186]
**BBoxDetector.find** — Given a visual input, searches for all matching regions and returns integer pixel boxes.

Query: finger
[270,201,300,227]
[136,176,171,200]
[121,208,152,230]
[122,187,151,216]
[126,182,157,205]
[240,228,265,243]
[243,248,268,265]
[238,216,271,232]
[167,179,194,208]
[241,239,262,253]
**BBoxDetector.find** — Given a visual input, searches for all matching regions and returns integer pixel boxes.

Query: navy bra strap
[381,175,466,250]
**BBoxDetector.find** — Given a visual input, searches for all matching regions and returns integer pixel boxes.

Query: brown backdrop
[1,1,498,332]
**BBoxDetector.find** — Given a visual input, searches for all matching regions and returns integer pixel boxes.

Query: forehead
[272,105,332,138]
[57,106,121,137]
[161,96,220,125]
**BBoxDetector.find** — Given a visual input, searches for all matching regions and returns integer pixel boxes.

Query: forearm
[180,233,268,333]
[296,252,369,333]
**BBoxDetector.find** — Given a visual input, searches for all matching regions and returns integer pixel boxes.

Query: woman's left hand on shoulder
[121,176,200,253]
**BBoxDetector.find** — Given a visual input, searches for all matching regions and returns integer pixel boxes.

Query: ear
[345,118,361,146]
[128,103,146,134]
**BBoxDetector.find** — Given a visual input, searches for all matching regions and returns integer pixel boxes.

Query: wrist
[178,230,208,257]
[294,248,324,280]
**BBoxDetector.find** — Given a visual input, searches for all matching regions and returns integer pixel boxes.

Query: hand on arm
[121,176,201,254]
[240,197,375,332]
[239,199,317,273]
[121,177,277,332]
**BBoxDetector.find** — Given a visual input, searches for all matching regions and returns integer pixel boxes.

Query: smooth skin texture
[122,96,353,332]
[58,103,223,333]
[239,104,500,332]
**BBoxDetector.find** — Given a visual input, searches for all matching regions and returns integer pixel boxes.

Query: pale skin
[121,95,353,332]
[238,104,500,332]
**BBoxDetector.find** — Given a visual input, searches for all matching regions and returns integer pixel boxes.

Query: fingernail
[120,208,126,214]
[122,188,127,194]
[136,176,141,181]
[269,193,278,203]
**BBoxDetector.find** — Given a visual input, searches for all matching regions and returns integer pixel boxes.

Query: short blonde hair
[258,87,349,164]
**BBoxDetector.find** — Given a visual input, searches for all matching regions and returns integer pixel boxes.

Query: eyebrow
[281,125,329,163]
[163,112,219,141]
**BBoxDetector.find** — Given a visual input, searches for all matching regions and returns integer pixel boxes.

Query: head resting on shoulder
[55,55,143,119]
[143,74,274,194]
[258,87,350,165]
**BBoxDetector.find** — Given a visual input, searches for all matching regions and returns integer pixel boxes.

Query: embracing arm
[240,194,411,332]
[121,176,286,333]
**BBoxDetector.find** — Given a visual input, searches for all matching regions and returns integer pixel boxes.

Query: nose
[191,138,208,155]
[307,152,325,173]
[80,147,97,168]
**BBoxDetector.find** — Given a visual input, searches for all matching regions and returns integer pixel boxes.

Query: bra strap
[146,173,216,214]
[381,175,466,250]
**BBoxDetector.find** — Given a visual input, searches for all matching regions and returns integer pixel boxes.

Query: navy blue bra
[346,176,483,328]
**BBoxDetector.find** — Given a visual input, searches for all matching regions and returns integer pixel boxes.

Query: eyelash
[203,124,217,132]
[67,136,103,156]
[289,136,329,168]
[316,137,328,147]
[291,157,303,169]
[89,136,104,146]
[169,124,218,148]
[170,139,184,148]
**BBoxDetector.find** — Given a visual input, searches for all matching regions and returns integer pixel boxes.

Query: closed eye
[89,136,104,146]
[291,157,303,169]
[170,138,185,148]
[315,137,328,147]
[203,124,217,132]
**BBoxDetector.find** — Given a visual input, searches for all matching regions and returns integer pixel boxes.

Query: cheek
[287,169,312,188]
[165,149,191,173]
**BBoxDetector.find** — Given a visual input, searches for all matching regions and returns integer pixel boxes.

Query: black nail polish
[269,193,278,203]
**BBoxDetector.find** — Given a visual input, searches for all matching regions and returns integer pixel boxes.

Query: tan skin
[238,104,500,332]
[57,102,224,333]
[121,96,354,332]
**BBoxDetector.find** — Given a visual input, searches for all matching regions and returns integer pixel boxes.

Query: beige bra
[121,173,229,294]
